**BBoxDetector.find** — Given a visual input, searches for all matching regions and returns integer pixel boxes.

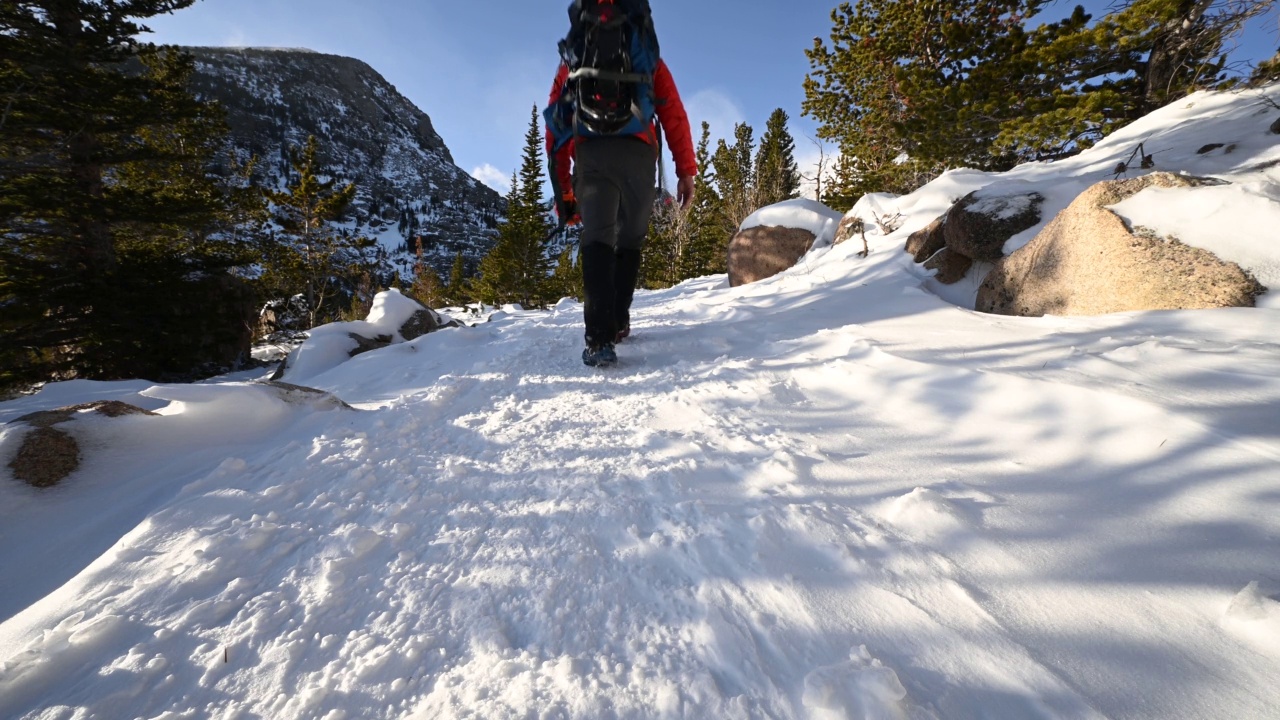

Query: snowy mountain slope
[1,87,1279,719]
[187,47,503,276]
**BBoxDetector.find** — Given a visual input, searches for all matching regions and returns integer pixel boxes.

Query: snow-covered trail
[2,242,1278,719]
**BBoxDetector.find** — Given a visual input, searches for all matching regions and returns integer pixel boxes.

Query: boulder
[400,307,460,340]
[260,381,355,411]
[727,226,817,287]
[944,191,1044,261]
[7,401,158,488]
[977,172,1265,316]
[833,215,866,247]
[9,428,80,489]
[924,248,974,285]
[349,332,395,358]
[904,218,945,263]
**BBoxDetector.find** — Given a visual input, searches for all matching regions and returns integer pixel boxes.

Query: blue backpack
[545,0,660,152]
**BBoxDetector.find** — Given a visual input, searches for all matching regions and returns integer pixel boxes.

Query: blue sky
[147,1,1278,194]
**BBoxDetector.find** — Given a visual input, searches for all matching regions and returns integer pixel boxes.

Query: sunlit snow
[2,86,1278,720]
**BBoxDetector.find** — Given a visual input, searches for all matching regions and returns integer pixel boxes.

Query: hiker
[545,0,697,367]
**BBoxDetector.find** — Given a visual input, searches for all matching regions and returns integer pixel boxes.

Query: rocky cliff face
[186,47,501,276]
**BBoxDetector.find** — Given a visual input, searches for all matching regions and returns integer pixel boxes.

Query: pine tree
[406,237,446,309]
[1250,50,1280,87]
[679,122,729,279]
[640,196,686,289]
[265,135,370,328]
[754,109,801,208]
[804,0,1272,190]
[473,107,555,308]
[995,0,1274,157]
[712,122,758,235]
[445,250,471,307]
[547,247,583,302]
[1,2,258,385]
[803,0,1038,196]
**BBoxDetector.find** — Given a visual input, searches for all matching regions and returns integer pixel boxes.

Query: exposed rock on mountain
[976,173,1265,316]
[186,47,502,276]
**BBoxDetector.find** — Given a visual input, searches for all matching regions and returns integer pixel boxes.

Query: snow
[741,198,845,247]
[2,87,1280,720]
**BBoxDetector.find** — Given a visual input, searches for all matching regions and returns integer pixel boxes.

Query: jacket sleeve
[545,63,575,197]
[653,60,697,180]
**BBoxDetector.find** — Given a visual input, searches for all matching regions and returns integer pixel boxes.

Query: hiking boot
[582,343,618,367]
[614,325,631,343]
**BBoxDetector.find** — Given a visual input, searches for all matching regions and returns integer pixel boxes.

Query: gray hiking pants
[574,137,657,251]
[573,137,657,346]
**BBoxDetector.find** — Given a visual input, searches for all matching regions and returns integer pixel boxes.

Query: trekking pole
[656,118,667,200]
[543,219,567,243]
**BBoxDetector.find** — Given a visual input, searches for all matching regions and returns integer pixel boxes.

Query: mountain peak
[185,46,502,275]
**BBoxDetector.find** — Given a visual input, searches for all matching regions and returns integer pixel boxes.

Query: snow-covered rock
[866,84,1280,308]
[274,289,455,383]
[729,199,844,286]
[740,198,844,247]
[3,402,159,488]
[727,226,821,287]
[944,189,1045,262]
[978,173,1266,316]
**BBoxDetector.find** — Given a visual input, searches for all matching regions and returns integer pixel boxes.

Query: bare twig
[872,211,903,235]
[1113,141,1155,178]
[799,133,831,202]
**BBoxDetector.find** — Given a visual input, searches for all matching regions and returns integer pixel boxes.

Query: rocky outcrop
[185,48,503,278]
[7,402,158,488]
[976,173,1265,316]
[271,291,456,381]
[727,226,817,287]
[342,307,455,360]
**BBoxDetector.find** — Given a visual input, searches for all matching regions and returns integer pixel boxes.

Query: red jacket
[545,58,697,197]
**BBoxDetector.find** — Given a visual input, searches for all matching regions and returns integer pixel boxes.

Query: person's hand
[558,192,580,226]
[676,176,695,209]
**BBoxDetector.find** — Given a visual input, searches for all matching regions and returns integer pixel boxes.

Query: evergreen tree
[804,0,1272,194]
[995,0,1274,157]
[1,2,258,385]
[406,237,446,309]
[547,246,583,302]
[473,107,555,308]
[1250,50,1280,87]
[679,122,729,279]
[640,196,685,289]
[754,109,801,208]
[264,135,369,328]
[712,122,758,234]
[803,0,1037,197]
[445,250,471,307]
